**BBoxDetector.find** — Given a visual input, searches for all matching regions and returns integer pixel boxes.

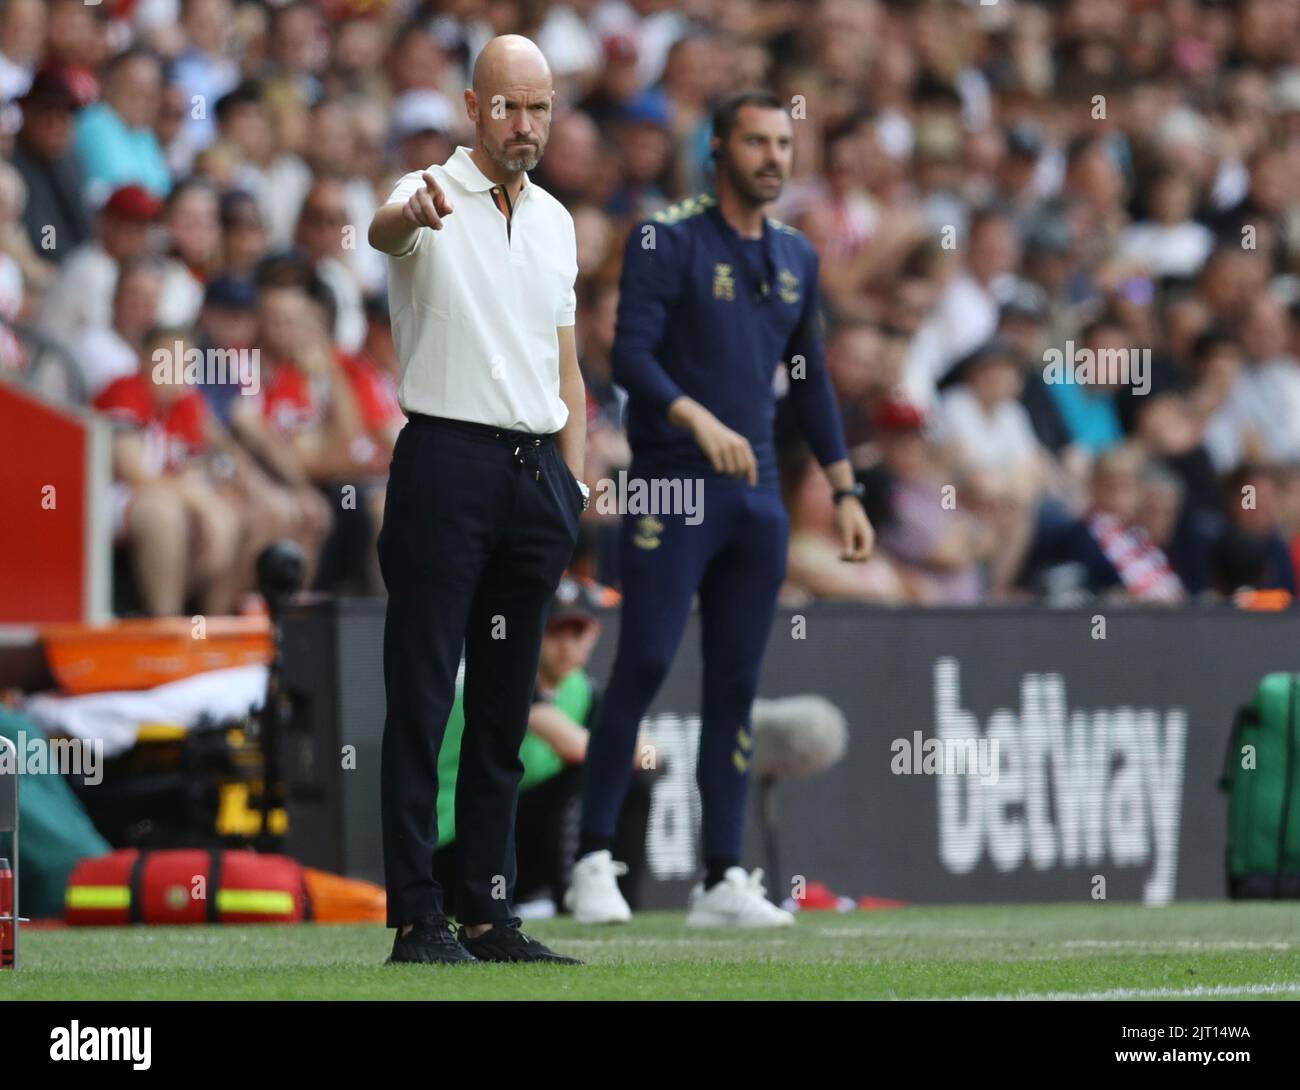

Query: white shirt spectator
[903,272,1012,408]
[343,177,387,297]
[158,258,204,328]
[39,244,200,348]
[932,385,1041,473]
[37,243,117,348]
[74,325,138,399]
[1221,357,1300,463]
[316,254,366,354]
[1120,220,1215,279]
[238,154,313,251]
[537,4,602,79]
[0,252,24,375]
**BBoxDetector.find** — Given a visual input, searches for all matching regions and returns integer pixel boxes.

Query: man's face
[401,130,452,174]
[541,619,598,680]
[298,187,348,258]
[201,303,256,350]
[114,271,162,339]
[716,104,792,206]
[469,78,554,173]
[1093,466,1142,522]
[101,215,153,261]
[258,288,308,358]
[167,188,220,267]
[112,57,162,129]
[21,100,73,159]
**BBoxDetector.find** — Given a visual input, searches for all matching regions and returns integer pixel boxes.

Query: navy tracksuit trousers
[579,463,789,864]
[378,413,581,928]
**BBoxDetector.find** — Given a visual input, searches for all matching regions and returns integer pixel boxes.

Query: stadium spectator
[38,183,162,351]
[1225,294,1300,464]
[170,0,241,174]
[933,338,1045,498]
[11,66,90,263]
[293,176,366,352]
[73,48,171,205]
[0,159,36,319]
[1043,315,1130,456]
[0,0,1294,616]
[95,325,244,616]
[0,0,44,104]
[1120,168,1214,279]
[1222,463,1299,597]
[248,279,363,486]
[871,398,990,604]
[781,442,904,605]
[72,254,163,399]
[159,178,222,326]
[389,89,458,176]
[903,207,1021,408]
[217,189,269,280]
[932,338,1046,592]
[1042,444,1187,604]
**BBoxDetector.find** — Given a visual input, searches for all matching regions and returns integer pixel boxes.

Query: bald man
[369,35,585,965]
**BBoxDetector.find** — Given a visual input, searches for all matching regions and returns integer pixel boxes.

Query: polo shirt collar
[443,145,532,195]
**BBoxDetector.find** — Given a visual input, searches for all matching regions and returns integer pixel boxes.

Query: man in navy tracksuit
[566,91,874,927]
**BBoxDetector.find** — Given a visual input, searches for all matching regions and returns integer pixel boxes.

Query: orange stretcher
[39,616,273,695]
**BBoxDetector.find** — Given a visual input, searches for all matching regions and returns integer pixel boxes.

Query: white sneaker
[564,850,632,924]
[685,867,796,928]
[515,897,557,920]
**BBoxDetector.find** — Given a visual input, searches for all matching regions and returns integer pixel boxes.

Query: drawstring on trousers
[514,438,542,480]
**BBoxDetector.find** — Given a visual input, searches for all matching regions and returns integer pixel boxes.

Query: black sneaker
[456,917,583,964]
[387,913,479,965]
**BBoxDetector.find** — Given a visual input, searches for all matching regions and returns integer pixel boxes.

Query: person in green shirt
[432,577,659,918]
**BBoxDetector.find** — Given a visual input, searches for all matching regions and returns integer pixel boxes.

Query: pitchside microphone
[748,695,849,903]
[750,694,848,781]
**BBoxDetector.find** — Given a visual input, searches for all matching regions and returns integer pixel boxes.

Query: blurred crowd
[2,0,1300,613]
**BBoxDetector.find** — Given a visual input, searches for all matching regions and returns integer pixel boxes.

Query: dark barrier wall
[285,601,1300,907]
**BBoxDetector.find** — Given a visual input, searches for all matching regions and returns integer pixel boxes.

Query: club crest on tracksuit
[777,269,800,305]
[712,264,736,301]
[633,515,664,549]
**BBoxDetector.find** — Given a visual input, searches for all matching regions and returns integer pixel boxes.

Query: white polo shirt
[382,145,578,433]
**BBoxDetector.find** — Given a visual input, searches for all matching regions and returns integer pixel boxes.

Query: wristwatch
[576,479,591,511]
[833,483,866,505]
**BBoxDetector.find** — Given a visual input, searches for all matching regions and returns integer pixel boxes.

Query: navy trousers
[579,464,789,863]
[378,414,581,928]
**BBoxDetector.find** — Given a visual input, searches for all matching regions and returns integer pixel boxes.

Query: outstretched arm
[368,171,455,256]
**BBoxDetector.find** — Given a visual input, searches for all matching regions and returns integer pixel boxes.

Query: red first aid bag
[66,848,310,925]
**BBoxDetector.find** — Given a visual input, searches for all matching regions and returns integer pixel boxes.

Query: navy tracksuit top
[612,193,848,486]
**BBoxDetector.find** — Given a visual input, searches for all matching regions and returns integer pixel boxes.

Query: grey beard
[489,146,541,173]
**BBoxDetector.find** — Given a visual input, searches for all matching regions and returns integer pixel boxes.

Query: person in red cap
[36,183,163,351]
[870,397,991,603]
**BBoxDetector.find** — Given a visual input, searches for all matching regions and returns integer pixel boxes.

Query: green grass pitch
[5,902,1300,1000]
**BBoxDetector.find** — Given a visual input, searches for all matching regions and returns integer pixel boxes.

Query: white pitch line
[949,982,1300,1001]
[816,927,1022,939]
[1063,939,1293,952]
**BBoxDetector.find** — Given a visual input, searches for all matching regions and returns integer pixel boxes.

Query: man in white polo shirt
[368,34,586,966]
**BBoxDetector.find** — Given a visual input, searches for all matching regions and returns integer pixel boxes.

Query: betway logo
[933,658,1186,904]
